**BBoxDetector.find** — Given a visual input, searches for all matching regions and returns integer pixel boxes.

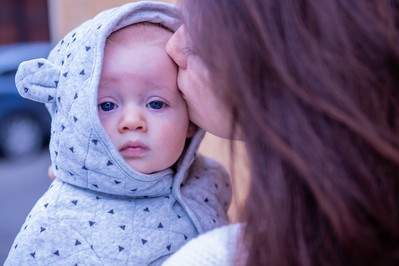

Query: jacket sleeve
[4,213,103,266]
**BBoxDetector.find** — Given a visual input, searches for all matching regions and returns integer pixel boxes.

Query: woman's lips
[119,142,148,157]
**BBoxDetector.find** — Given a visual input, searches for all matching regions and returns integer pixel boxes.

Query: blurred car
[0,42,53,159]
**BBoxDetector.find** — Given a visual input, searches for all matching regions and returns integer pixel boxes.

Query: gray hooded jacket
[5,2,231,265]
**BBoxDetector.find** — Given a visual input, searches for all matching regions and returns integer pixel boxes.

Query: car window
[0,69,17,77]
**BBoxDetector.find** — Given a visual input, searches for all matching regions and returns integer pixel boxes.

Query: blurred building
[0,0,50,44]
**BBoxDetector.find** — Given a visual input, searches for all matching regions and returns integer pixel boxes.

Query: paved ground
[0,151,52,264]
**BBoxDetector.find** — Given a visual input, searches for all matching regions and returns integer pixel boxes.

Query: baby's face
[98,27,190,174]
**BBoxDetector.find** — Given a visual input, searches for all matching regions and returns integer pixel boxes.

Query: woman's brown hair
[181,0,399,265]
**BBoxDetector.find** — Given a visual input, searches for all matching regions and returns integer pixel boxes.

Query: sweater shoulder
[162,223,242,266]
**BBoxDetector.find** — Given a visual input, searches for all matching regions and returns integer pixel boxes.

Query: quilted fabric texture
[6,2,232,265]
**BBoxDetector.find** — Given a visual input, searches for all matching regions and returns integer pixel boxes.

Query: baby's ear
[15,58,60,104]
[187,122,198,138]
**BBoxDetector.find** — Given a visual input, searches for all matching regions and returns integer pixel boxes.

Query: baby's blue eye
[147,100,165,110]
[99,102,116,111]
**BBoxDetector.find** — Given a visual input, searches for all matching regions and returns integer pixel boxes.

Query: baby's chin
[124,159,174,175]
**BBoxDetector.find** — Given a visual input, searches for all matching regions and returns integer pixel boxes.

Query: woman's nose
[118,108,147,133]
[166,26,188,69]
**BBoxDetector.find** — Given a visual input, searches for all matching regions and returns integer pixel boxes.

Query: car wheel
[0,113,44,159]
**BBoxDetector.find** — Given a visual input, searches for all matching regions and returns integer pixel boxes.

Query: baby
[5,2,231,265]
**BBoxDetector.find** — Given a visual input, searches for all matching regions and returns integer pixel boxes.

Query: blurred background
[1,0,52,262]
[0,0,248,263]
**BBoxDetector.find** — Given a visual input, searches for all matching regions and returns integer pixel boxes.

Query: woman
[164,0,399,265]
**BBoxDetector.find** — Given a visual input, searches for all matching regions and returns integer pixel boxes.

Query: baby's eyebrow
[146,83,178,94]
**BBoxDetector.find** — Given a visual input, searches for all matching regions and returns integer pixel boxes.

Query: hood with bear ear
[15,1,205,198]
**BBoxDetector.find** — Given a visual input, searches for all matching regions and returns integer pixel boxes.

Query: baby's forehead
[108,22,173,44]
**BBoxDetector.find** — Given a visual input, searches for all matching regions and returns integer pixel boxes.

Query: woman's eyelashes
[182,47,195,56]
[98,101,118,112]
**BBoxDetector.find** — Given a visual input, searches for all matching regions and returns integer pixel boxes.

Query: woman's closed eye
[182,47,195,56]
[98,101,118,112]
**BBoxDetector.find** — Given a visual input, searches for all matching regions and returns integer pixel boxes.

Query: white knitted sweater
[162,223,244,266]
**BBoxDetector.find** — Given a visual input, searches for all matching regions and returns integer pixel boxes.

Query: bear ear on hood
[15,58,60,104]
